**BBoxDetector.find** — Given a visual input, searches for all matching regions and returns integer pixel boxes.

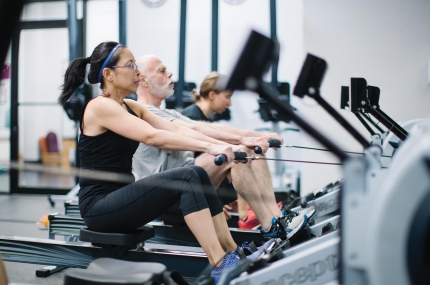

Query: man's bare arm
[192,120,284,144]
[171,119,271,152]
[171,119,243,145]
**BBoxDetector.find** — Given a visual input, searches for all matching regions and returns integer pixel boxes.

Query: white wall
[127,0,180,81]
[86,0,119,57]
[299,0,430,192]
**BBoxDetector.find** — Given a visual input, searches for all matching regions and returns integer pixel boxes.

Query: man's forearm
[191,124,243,144]
[176,125,230,146]
[197,121,265,138]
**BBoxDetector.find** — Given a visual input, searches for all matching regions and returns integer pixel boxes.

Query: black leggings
[82,165,223,232]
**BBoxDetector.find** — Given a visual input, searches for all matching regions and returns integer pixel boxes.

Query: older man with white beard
[131,54,307,239]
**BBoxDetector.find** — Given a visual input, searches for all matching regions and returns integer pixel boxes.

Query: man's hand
[231,145,250,163]
[263,133,284,145]
[232,144,249,153]
[239,137,270,153]
[223,204,232,220]
[259,133,284,150]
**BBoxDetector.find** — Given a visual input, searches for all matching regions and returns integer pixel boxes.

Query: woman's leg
[82,167,229,264]
[184,209,226,264]
[211,212,237,251]
[0,253,8,285]
[184,165,237,252]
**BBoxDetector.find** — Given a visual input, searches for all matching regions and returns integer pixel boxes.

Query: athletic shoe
[210,251,240,283]
[238,208,260,229]
[260,217,288,240]
[298,205,316,220]
[283,205,316,221]
[280,211,307,239]
[237,239,275,261]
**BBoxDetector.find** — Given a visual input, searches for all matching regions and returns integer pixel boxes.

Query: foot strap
[163,270,189,285]
[248,241,259,252]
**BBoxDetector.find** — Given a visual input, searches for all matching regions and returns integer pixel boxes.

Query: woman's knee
[184,165,212,184]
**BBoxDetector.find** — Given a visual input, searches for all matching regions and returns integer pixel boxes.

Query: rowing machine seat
[64,258,166,285]
[79,226,154,255]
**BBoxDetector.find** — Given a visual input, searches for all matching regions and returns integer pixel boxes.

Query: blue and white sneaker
[280,211,308,239]
[299,205,317,220]
[211,251,240,283]
[237,239,276,261]
[260,217,288,240]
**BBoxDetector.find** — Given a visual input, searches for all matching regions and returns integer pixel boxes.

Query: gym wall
[298,0,430,192]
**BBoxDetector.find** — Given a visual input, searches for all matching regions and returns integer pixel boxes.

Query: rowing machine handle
[214,152,248,166]
[254,139,282,154]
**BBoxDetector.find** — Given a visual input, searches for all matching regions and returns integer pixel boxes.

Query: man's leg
[249,154,282,217]
[195,153,231,189]
[230,158,278,231]
[195,153,281,231]
[236,194,249,221]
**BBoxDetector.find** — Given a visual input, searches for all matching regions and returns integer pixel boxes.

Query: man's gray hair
[136,54,158,76]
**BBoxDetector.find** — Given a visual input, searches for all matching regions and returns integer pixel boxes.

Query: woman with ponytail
[181,72,232,122]
[59,42,252,281]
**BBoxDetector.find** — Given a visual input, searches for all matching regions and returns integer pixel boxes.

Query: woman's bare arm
[82,97,234,160]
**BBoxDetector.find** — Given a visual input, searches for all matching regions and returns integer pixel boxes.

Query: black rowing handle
[214,151,248,166]
[254,139,282,154]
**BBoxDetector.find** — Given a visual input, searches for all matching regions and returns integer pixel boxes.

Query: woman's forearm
[145,129,214,153]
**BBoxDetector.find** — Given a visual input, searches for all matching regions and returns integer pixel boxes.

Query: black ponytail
[58,41,124,106]
[58,57,88,105]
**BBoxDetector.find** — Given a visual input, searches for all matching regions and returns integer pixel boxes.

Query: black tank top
[78,98,140,217]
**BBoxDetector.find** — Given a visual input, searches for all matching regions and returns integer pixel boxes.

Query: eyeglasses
[110,64,139,71]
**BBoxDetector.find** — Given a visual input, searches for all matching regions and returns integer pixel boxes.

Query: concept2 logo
[261,254,339,285]
[316,196,340,212]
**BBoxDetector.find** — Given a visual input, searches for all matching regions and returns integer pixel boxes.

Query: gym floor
[0,194,204,285]
[0,194,66,285]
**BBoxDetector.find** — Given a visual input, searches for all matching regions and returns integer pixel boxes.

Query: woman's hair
[192,71,221,102]
[58,41,125,106]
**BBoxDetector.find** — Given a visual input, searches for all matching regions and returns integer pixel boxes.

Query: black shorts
[184,159,237,205]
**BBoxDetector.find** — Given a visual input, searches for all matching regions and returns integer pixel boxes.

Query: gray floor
[0,194,66,285]
[0,194,204,285]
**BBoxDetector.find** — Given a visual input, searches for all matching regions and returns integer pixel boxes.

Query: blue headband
[97,43,123,83]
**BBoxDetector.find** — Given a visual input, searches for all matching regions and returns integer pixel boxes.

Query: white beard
[148,78,174,99]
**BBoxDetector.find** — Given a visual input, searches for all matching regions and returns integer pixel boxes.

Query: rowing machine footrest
[79,226,155,248]
[64,258,166,285]
[289,224,312,246]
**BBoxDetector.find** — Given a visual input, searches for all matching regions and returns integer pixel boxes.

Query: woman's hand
[207,144,235,163]
[223,205,232,220]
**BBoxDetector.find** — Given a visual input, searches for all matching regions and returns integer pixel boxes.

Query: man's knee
[184,165,206,178]
[195,154,231,173]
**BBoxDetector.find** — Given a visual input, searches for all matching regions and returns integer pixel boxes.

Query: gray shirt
[132,104,195,180]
